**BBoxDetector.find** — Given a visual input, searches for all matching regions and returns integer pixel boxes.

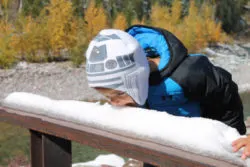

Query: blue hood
[127,26,170,71]
[126,25,188,85]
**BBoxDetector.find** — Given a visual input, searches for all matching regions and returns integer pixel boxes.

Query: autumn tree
[151,0,226,52]
[0,0,11,20]
[183,1,226,51]
[0,20,16,68]
[46,0,78,53]
[151,0,182,33]
[11,16,50,61]
[131,17,146,25]
[151,3,172,30]
[182,1,199,50]
[22,0,49,17]
[171,0,182,25]
[84,0,109,41]
[113,13,127,30]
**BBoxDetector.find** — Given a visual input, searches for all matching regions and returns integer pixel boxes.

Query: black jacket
[171,55,246,135]
[127,25,246,135]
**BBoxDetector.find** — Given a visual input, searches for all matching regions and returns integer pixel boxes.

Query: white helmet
[85,29,150,105]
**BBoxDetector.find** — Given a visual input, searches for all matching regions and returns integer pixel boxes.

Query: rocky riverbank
[0,62,105,102]
[0,43,250,102]
[204,43,250,93]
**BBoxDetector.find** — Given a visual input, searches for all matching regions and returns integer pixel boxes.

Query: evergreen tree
[72,0,85,16]
[133,0,151,21]
[134,0,144,21]
[142,0,151,20]
[216,0,247,33]
[182,0,247,33]
[22,0,49,17]
[114,0,123,12]
[155,0,173,6]
[123,0,135,26]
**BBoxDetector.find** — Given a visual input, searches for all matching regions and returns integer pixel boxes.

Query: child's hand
[232,136,250,160]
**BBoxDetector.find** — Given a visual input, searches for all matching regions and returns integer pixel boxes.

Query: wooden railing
[0,106,243,167]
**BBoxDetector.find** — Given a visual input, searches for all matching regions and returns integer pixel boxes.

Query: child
[85,25,246,166]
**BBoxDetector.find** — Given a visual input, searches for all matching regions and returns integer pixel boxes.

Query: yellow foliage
[203,3,213,19]
[0,37,16,68]
[171,0,182,25]
[84,0,109,41]
[151,1,182,33]
[212,22,224,42]
[201,3,225,44]
[0,0,89,67]
[0,19,13,34]
[0,0,9,9]
[188,1,198,18]
[46,0,78,53]
[151,0,227,52]
[0,20,16,68]
[70,18,88,67]
[113,13,128,30]
[151,3,172,29]
[184,2,226,51]
[23,16,33,33]
[182,1,200,51]
[131,17,146,25]
[194,20,208,50]
[0,0,229,67]
[10,16,50,61]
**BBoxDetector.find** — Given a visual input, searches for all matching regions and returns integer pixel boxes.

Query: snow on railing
[0,92,249,167]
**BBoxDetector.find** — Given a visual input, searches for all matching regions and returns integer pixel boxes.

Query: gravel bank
[0,62,105,101]
[0,44,250,102]
[206,43,250,92]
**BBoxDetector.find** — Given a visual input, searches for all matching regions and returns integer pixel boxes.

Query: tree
[171,0,182,25]
[84,0,109,41]
[151,3,171,29]
[113,12,127,30]
[155,0,173,6]
[215,0,247,33]
[0,0,21,20]
[46,0,78,52]
[151,0,226,52]
[72,0,85,16]
[0,20,16,68]
[134,0,144,21]
[182,0,198,50]
[182,0,248,33]
[122,0,135,26]
[22,0,49,17]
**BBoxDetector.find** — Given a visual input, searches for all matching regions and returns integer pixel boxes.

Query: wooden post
[30,130,72,167]
[30,130,43,167]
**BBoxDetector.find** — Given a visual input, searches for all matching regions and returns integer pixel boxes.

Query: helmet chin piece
[122,67,149,105]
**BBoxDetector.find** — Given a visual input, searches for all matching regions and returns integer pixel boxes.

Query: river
[241,92,250,120]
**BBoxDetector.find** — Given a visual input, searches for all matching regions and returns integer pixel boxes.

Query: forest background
[0,0,249,69]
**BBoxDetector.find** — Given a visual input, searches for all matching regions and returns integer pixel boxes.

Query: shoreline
[0,60,249,102]
[239,84,250,93]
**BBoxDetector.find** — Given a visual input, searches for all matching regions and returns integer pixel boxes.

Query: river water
[241,92,250,120]
[238,44,250,120]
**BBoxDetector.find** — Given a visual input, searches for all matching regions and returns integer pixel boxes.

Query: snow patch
[72,154,125,167]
